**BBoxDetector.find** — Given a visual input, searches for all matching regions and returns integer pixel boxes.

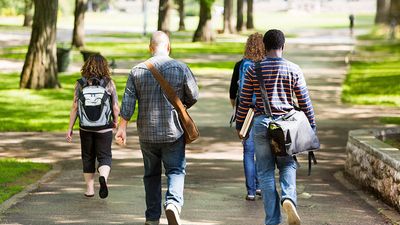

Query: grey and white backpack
[77,77,113,130]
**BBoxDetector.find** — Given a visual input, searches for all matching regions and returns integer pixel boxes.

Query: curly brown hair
[81,54,111,80]
[244,33,265,62]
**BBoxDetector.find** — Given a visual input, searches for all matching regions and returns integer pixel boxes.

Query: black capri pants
[79,129,112,173]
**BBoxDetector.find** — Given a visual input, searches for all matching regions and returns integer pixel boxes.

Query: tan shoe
[165,203,181,225]
[282,199,301,225]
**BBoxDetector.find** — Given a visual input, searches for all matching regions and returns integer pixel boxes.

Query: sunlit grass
[0,40,245,62]
[254,12,374,31]
[343,28,400,124]
[84,41,244,60]
[380,117,400,125]
[0,158,51,204]
[0,72,132,131]
[342,60,400,106]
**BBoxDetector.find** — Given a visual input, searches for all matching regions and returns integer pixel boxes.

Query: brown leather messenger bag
[144,61,200,144]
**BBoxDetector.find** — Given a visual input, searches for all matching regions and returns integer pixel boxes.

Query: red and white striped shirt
[236,57,316,130]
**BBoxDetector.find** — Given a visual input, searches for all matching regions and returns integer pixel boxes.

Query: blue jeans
[253,115,297,225]
[139,136,186,221]
[243,128,259,195]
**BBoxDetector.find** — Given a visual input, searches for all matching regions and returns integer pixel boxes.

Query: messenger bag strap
[254,62,273,119]
[144,61,185,111]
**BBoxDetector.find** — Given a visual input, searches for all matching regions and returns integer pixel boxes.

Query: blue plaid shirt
[120,55,199,143]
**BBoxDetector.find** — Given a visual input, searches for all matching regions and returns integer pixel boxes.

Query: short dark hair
[263,29,285,51]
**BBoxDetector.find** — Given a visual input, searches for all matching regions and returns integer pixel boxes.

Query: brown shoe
[282,199,301,225]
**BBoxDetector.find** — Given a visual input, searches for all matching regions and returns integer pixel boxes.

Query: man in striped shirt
[236,29,316,225]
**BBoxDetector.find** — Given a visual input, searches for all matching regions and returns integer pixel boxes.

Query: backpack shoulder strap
[77,78,86,88]
[100,78,110,88]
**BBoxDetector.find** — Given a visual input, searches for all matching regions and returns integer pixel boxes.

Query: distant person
[66,54,120,199]
[229,33,265,201]
[115,31,199,225]
[349,14,355,35]
[236,29,317,225]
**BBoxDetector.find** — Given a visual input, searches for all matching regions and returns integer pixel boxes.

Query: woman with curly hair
[229,33,265,201]
[66,54,120,199]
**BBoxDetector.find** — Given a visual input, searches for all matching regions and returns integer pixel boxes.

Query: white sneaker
[282,199,301,225]
[165,203,181,225]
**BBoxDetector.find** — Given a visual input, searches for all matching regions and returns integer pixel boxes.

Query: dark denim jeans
[243,128,259,195]
[253,115,297,225]
[139,136,186,221]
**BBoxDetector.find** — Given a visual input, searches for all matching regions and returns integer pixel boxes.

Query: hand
[230,99,236,108]
[115,128,126,146]
[236,129,244,139]
[66,129,73,143]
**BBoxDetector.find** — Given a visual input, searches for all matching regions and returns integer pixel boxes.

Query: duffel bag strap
[308,151,318,176]
[254,62,273,119]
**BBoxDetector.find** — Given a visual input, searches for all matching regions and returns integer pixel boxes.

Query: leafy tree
[72,0,87,48]
[389,0,400,23]
[176,0,185,31]
[0,0,25,15]
[193,0,215,42]
[23,0,33,26]
[375,0,400,25]
[158,0,172,32]
[20,0,60,89]
[246,0,254,29]
[236,0,244,32]
[223,0,234,33]
[375,0,391,24]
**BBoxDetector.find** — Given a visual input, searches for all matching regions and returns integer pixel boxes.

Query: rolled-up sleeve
[120,71,137,121]
[183,66,199,108]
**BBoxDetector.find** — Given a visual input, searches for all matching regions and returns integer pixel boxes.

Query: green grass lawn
[0,38,245,61]
[0,59,228,132]
[342,27,400,125]
[0,72,130,131]
[0,158,51,204]
[342,60,400,106]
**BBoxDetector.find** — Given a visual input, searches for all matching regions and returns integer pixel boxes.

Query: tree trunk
[223,0,234,33]
[236,0,244,32]
[390,0,400,23]
[72,0,87,48]
[375,0,391,24]
[20,0,60,89]
[246,0,254,29]
[158,0,171,32]
[23,0,33,27]
[193,0,215,42]
[177,0,185,31]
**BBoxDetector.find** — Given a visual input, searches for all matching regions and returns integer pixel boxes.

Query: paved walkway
[0,29,399,225]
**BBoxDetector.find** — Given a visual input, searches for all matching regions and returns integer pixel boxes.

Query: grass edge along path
[0,158,51,205]
[342,27,400,125]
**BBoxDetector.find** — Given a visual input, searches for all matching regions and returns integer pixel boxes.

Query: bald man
[115,31,199,225]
